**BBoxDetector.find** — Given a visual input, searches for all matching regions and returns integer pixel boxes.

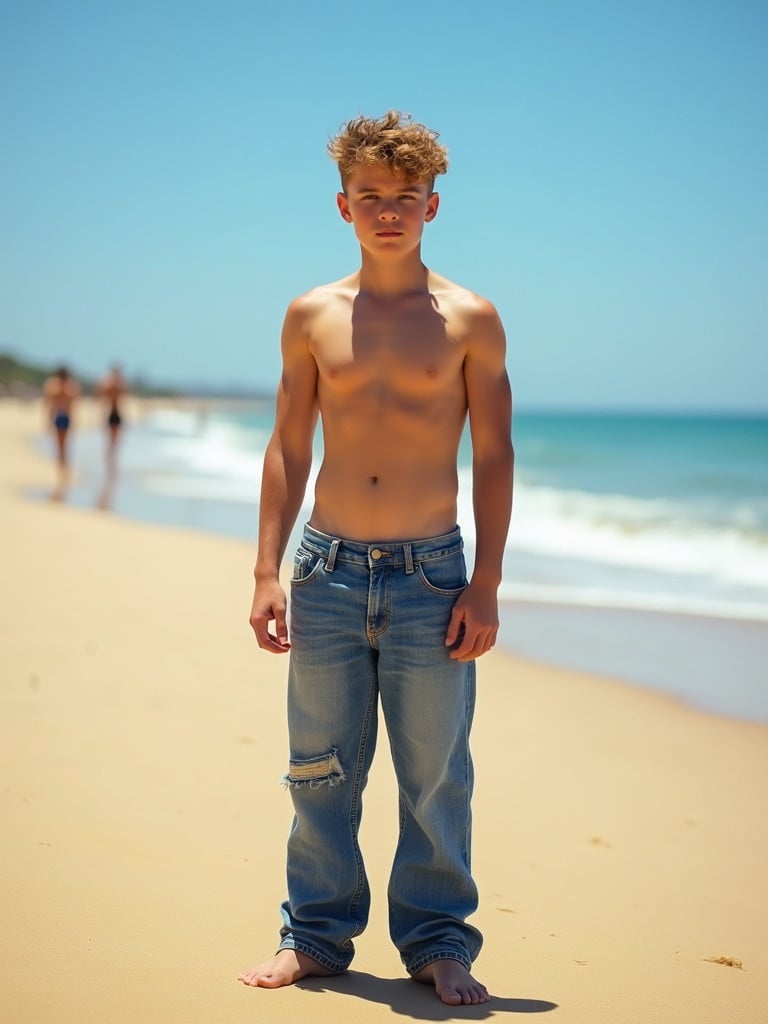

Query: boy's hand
[445,583,499,661]
[249,578,291,653]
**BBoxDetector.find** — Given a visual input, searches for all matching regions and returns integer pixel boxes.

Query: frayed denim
[277,523,482,975]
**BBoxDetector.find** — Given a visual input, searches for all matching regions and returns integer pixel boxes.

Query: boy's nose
[378,204,398,221]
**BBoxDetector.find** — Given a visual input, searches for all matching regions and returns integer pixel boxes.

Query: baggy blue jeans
[277,523,482,976]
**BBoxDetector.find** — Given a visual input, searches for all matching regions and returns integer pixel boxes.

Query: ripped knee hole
[284,748,345,788]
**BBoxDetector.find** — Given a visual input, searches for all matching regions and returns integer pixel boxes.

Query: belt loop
[326,538,340,572]
[403,542,414,574]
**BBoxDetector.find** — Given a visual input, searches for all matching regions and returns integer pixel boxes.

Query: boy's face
[337,163,439,255]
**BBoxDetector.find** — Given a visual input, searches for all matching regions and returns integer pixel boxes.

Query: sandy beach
[2,397,767,1024]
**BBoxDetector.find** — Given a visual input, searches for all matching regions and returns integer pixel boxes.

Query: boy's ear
[424,192,440,222]
[337,192,353,222]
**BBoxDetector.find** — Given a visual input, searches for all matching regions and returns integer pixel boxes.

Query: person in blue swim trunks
[44,365,80,498]
[53,410,70,432]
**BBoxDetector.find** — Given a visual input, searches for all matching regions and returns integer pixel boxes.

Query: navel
[370,475,379,485]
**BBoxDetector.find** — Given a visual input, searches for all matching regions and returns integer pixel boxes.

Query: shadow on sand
[296,971,558,1019]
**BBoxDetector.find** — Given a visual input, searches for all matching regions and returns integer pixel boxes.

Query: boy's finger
[274,610,289,646]
[267,633,291,653]
[445,608,463,647]
[449,624,484,660]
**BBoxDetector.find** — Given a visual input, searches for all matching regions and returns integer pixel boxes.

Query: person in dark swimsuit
[95,365,129,507]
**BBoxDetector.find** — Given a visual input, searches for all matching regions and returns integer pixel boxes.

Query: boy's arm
[249,297,319,654]
[446,298,514,661]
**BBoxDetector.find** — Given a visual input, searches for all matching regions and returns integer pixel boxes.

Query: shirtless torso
[44,371,80,424]
[303,270,478,540]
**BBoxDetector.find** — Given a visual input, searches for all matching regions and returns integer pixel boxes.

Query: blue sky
[2,1,766,410]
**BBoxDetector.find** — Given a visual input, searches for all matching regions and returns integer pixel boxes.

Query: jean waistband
[300,523,463,571]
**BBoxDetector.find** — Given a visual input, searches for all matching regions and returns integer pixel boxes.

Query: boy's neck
[356,250,430,298]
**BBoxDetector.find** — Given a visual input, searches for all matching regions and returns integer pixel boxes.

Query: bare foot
[413,959,490,1005]
[237,949,336,989]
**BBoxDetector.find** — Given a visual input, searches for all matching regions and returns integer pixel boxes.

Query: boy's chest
[311,302,466,388]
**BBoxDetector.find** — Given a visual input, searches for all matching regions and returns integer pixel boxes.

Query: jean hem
[406,950,473,976]
[278,938,351,974]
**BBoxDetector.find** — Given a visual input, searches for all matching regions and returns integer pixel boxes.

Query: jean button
[370,548,383,560]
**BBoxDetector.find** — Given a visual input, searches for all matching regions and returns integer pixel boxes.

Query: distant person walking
[43,365,80,499]
[96,364,129,475]
[94,364,129,509]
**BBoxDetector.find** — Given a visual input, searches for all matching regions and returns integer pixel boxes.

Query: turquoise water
[503,411,768,618]
[512,412,768,503]
[63,404,768,621]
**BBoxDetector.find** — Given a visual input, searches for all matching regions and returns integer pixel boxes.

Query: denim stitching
[289,557,325,587]
[366,567,391,642]
[407,950,473,975]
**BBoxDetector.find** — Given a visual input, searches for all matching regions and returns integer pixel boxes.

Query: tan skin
[240,163,513,1005]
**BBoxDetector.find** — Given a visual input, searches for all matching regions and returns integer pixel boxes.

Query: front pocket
[416,551,468,596]
[290,548,325,585]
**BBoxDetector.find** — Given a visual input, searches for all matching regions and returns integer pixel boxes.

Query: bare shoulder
[287,274,357,321]
[428,272,504,344]
[281,278,356,357]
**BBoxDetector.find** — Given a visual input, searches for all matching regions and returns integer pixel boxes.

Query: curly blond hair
[328,110,449,192]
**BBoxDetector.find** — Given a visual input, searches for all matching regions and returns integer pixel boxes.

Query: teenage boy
[239,111,513,1006]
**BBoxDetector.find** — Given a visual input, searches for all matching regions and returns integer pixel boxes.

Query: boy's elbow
[474,441,514,475]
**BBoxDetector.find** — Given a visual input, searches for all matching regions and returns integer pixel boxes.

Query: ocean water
[506,411,768,620]
[49,403,768,720]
